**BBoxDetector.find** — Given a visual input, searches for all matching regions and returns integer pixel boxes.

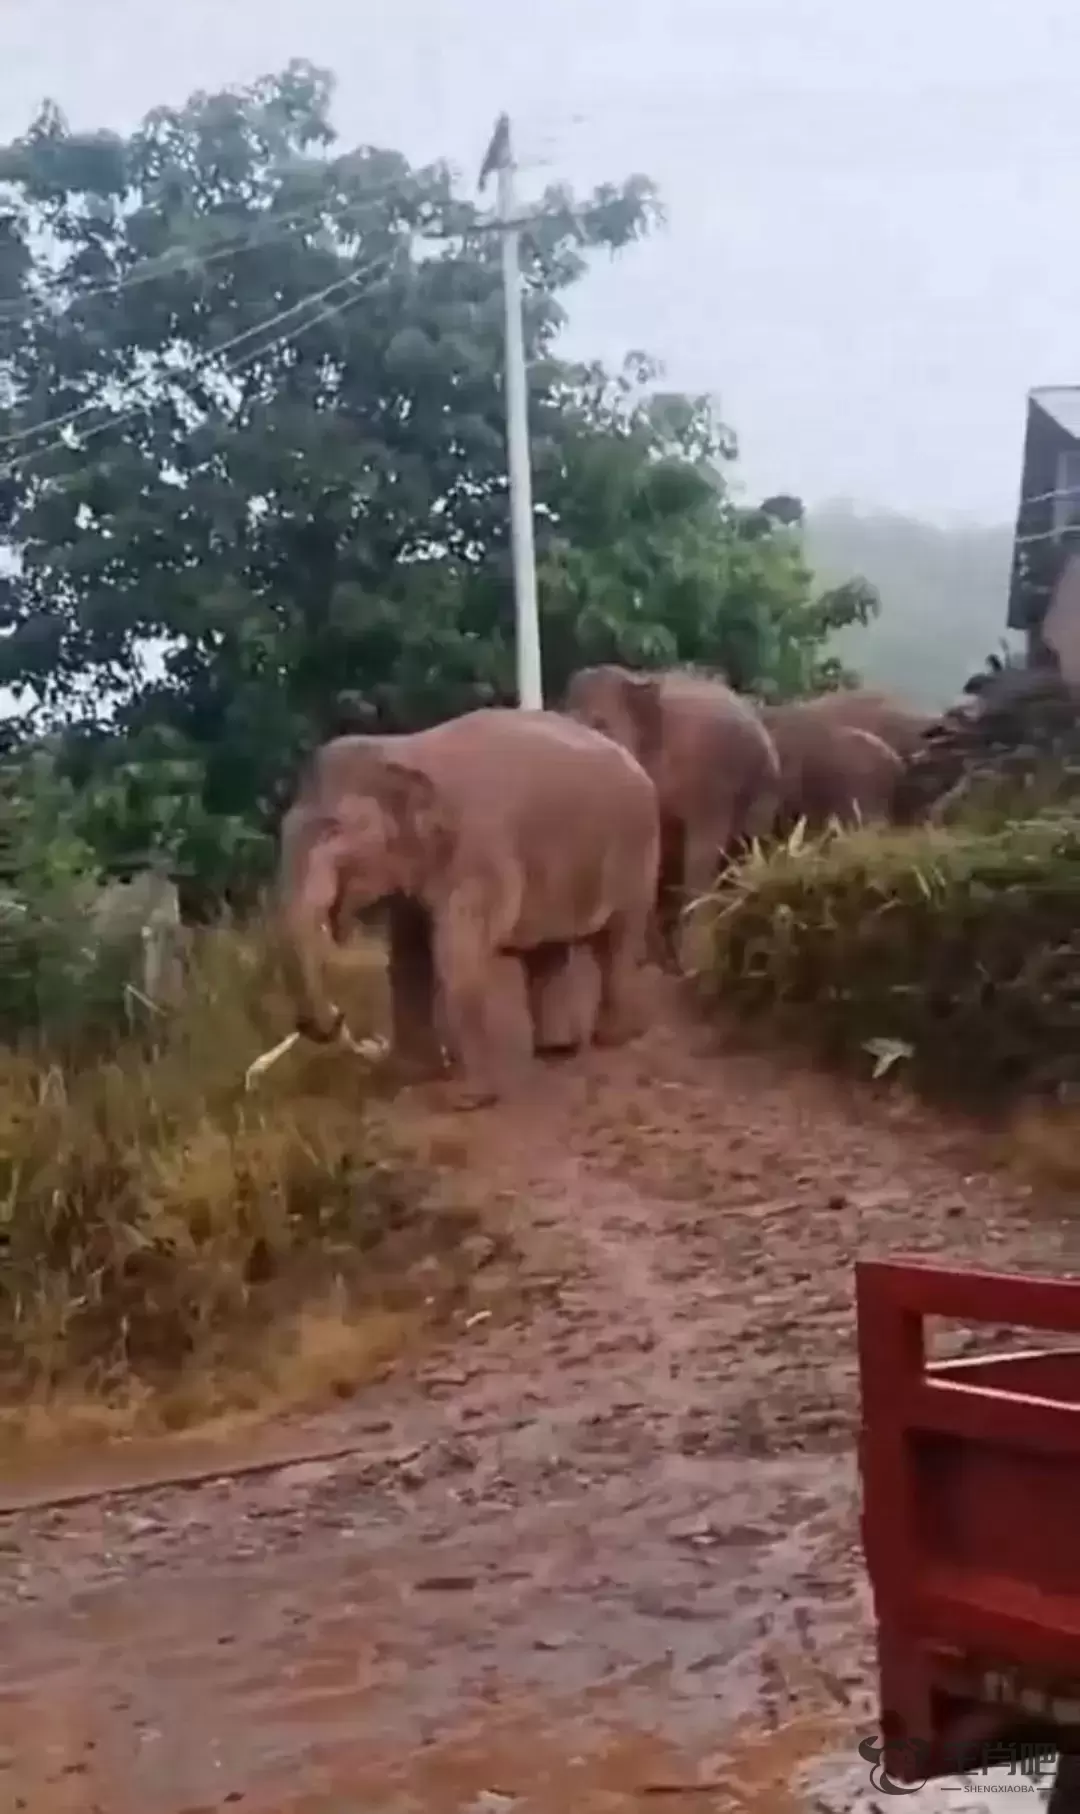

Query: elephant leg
[387,895,444,1079]
[682,815,732,902]
[653,810,738,971]
[484,953,536,1083]
[741,783,781,847]
[432,899,533,1106]
[653,888,683,972]
[652,818,685,973]
[527,943,599,1054]
[645,911,671,970]
[592,908,650,1048]
[668,813,732,957]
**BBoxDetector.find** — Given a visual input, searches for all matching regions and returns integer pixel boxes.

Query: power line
[0,148,572,486]
[1,203,537,474]
[4,262,390,481]
[0,256,395,455]
[0,167,532,463]
[1,254,396,482]
[0,162,433,326]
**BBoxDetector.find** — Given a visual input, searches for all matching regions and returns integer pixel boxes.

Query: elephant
[526,942,602,1054]
[563,664,780,966]
[792,687,935,760]
[274,707,661,1104]
[759,704,905,833]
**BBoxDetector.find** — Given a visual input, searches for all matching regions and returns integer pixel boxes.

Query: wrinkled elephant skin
[564,665,780,968]
[275,709,661,1103]
[760,705,905,832]
[792,686,934,761]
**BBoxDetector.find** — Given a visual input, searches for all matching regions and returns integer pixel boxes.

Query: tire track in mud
[0,990,1074,1812]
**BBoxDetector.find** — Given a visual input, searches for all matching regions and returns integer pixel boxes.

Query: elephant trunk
[277,810,345,1044]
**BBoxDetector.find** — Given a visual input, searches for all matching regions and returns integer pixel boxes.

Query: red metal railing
[857,1258,1080,1773]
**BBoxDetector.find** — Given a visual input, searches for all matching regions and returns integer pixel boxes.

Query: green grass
[691,814,1080,1106]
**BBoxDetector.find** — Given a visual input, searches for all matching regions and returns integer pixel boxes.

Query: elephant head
[277,745,455,1044]
[563,665,664,765]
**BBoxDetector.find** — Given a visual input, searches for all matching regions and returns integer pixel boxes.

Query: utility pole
[479,113,543,710]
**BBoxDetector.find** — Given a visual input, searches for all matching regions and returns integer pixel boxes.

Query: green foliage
[694,815,1080,1106]
[0,747,126,1048]
[0,61,874,895]
[540,402,877,698]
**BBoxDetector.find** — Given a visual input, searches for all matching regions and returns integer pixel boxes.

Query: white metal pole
[496,151,544,710]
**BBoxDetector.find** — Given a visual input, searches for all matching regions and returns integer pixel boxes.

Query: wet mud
[1,989,1071,1810]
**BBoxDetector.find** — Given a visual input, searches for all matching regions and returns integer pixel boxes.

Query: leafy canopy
[0,60,876,891]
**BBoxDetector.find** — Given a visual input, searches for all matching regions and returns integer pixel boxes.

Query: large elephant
[275,707,661,1103]
[563,664,780,964]
[759,704,904,833]
[792,687,935,760]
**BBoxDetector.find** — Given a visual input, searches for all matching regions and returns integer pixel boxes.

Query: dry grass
[0,921,508,1445]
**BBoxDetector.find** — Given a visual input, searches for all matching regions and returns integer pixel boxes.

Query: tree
[0,61,875,893]
[536,370,876,696]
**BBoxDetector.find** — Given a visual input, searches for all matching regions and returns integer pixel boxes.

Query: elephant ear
[621,672,664,759]
[376,761,457,876]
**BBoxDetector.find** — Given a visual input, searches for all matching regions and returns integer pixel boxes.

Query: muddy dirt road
[1,991,1073,1811]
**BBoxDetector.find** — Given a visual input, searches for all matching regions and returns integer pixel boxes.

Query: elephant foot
[384,1024,449,1083]
[593,992,647,1048]
[428,1078,500,1113]
[526,945,598,1055]
[593,1021,632,1050]
[645,917,670,969]
[593,1017,640,1050]
[390,1048,449,1086]
[646,935,682,977]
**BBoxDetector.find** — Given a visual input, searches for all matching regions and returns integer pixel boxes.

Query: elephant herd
[272,666,932,1104]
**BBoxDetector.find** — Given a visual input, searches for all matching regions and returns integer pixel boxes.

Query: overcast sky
[7,0,1079,524]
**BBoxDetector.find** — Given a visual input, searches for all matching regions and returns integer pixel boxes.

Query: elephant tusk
[339,1027,390,1061]
[244,1021,390,1090]
[244,1030,303,1090]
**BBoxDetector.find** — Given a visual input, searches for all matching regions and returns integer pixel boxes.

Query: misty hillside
[806,502,1018,710]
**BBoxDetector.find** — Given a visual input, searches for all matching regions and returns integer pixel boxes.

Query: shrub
[0,748,150,1055]
[693,814,1080,1106]
[898,664,1080,827]
[0,924,488,1427]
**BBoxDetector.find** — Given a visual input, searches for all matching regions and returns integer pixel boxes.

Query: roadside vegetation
[693,668,1080,1187]
[696,812,1080,1108]
[0,881,507,1440]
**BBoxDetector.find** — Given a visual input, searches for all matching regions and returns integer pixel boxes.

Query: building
[1007,387,1080,680]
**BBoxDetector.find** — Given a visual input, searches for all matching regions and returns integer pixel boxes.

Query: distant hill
[805,501,1019,710]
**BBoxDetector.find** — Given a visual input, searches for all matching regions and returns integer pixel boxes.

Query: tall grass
[0,922,493,1435]
[692,814,1080,1108]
